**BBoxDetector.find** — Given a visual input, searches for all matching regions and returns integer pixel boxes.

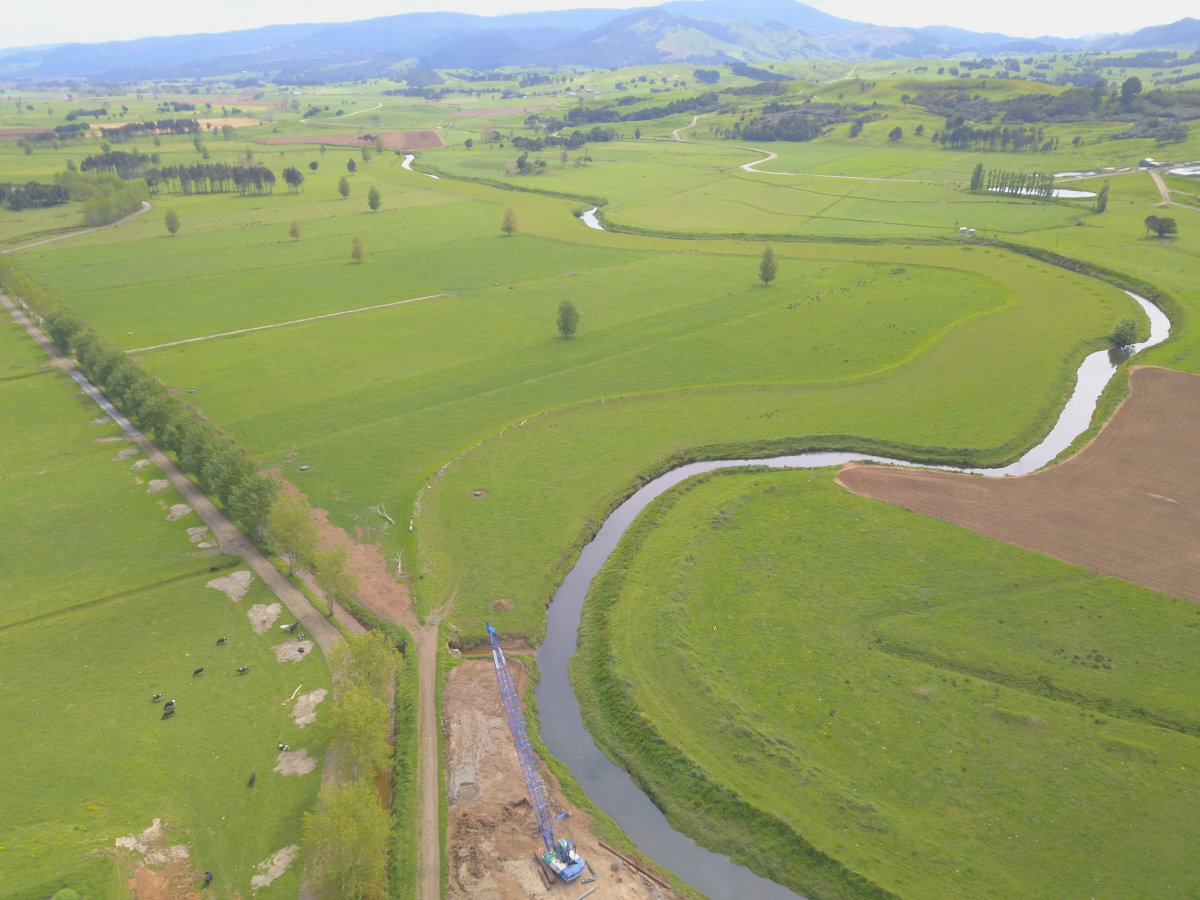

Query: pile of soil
[206,570,252,602]
[115,819,204,900]
[272,639,314,661]
[444,659,674,900]
[247,602,282,633]
[291,688,326,727]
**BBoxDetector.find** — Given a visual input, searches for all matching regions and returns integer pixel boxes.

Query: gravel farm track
[839,366,1200,602]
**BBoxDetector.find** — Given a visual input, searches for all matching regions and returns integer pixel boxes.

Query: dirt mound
[147,479,170,494]
[166,504,193,522]
[839,367,1200,602]
[113,447,139,461]
[115,818,203,900]
[444,659,674,900]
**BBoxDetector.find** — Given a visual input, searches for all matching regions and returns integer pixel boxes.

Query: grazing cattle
[297,647,305,655]
[281,622,299,633]
[247,771,256,788]
[161,707,175,720]
[151,693,163,702]
[203,871,213,888]
[236,666,249,675]
[277,743,290,752]
[192,667,205,677]
[164,699,176,708]
[216,637,227,646]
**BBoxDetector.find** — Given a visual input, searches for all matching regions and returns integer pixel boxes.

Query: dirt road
[1,200,152,254]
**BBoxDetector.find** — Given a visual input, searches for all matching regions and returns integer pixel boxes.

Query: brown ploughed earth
[256,130,443,150]
[445,658,676,900]
[838,366,1200,602]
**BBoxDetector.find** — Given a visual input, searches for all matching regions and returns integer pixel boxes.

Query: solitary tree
[501,207,518,236]
[557,300,579,338]
[361,147,371,162]
[351,236,367,263]
[1110,317,1138,347]
[1095,181,1109,214]
[464,138,474,150]
[888,126,903,142]
[367,186,382,212]
[1145,215,1177,238]
[338,176,351,199]
[759,246,777,287]
[164,209,180,236]
[308,160,319,172]
[290,219,302,241]
[346,158,357,174]
[302,779,391,900]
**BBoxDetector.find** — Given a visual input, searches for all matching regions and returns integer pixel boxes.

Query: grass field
[0,315,330,899]
[575,467,1200,898]
[3,61,1200,899]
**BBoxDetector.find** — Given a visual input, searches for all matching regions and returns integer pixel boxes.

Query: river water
[536,291,1169,899]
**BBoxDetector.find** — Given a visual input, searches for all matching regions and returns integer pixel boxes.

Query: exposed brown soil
[444,658,675,900]
[256,130,444,150]
[838,366,1200,602]
[449,106,553,118]
[195,116,261,130]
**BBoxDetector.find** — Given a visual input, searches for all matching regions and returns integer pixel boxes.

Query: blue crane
[487,622,590,883]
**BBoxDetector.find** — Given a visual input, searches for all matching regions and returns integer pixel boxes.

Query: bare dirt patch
[132,458,152,470]
[116,818,203,900]
[274,748,317,776]
[291,688,327,727]
[186,526,209,544]
[147,479,170,494]
[449,106,553,118]
[196,116,261,130]
[250,844,300,889]
[838,366,1200,602]
[256,130,443,151]
[114,447,139,461]
[248,602,282,632]
[207,570,252,602]
[444,658,675,900]
[272,639,315,661]
[166,504,193,522]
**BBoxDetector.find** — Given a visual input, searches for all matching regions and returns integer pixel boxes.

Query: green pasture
[0,315,330,898]
[575,468,1200,899]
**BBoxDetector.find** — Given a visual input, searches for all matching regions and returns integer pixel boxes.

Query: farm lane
[126,291,451,353]
[0,200,152,254]
[1149,168,1200,211]
[0,290,344,655]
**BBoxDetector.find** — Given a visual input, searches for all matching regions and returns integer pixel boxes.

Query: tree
[290,219,302,241]
[338,176,351,199]
[463,138,474,150]
[1110,317,1138,347]
[1095,181,1109,214]
[361,147,371,162]
[758,246,777,287]
[267,492,319,576]
[314,544,358,616]
[164,208,180,236]
[970,162,985,192]
[346,158,357,174]
[308,160,319,172]
[501,207,518,236]
[282,166,305,193]
[351,235,367,262]
[1120,76,1143,109]
[329,684,391,779]
[557,300,579,338]
[330,630,402,699]
[366,186,382,212]
[1144,214,1160,235]
[888,126,903,142]
[1155,216,1178,238]
[226,474,278,537]
[302,778,390,900]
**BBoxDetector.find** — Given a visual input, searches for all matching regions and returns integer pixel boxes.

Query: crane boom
[487,622,588,882]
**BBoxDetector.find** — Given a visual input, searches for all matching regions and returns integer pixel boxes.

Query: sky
[3,0,1194,49]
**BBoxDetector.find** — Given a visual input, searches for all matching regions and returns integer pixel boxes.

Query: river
[536,291,1169,899]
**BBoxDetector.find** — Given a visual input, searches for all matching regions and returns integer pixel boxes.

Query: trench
[536,292,1169,899]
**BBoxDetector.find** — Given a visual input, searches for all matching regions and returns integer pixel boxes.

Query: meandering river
[536,291,1169,899]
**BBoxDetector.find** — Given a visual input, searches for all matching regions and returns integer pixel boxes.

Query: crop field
[3,52,1200,900]
[0,316,330,898]
[575,467,1200,898]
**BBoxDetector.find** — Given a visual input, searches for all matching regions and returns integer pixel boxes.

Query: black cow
[192,667,205,677]
[247,771,256,788]
[151,692,163,702]
[236,666,249,675]
[216,637,228,646]
[161,707,175,720]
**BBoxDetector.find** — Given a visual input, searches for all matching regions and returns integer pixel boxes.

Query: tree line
[80,152,277,195]
[40,308,278,534]
[0,181,69,210]
[932,124,1057,153]
[969,163,1055,199]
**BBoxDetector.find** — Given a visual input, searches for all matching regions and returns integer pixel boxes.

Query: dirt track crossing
[839,366,1200,602]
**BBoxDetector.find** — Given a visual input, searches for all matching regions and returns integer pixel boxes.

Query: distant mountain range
[0,1,1197,82]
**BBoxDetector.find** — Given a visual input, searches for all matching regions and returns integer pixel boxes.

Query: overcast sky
[3,0,1193,49]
